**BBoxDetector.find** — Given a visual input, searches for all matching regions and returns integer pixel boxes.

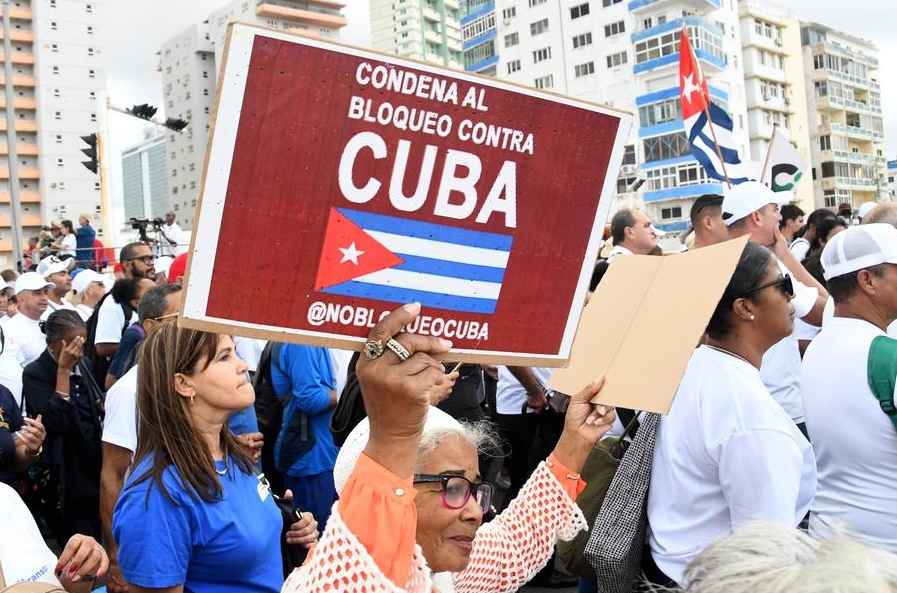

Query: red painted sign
[182,24,632,364]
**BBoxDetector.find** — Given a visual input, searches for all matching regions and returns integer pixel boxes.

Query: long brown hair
[131,322,254,503]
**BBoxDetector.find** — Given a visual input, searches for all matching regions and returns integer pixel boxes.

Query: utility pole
[2,0,23,268]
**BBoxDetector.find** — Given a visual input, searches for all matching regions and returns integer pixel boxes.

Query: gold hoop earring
[190,391,195,406]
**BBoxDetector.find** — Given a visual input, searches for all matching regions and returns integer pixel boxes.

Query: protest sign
[548,236,750,413]
[181,23,632,365]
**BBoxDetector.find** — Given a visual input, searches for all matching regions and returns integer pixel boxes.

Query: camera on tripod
[130,217,164,242]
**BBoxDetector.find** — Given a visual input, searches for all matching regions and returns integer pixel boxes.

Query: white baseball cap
[721,181,790,226]
[857,202,878,219]
[71,269,106,294]
[36,255,72,278]
[821,223,897,281]
[15,271,55,295]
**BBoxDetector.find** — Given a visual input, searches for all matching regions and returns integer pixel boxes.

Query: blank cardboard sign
[548,236,749,414]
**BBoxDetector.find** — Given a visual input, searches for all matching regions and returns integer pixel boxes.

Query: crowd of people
[1,188,897,593]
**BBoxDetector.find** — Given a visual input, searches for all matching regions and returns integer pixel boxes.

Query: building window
[602,0,621,5]
[52,65,59,74]
[50,21,57,30]
[87,25,93,35]
[533,47,551,63]
[504,32,519,47]
[51,43,58,52]
[606,50,628,67]
[86,3,92,12]
[54,134,62,143]
[89,112,96,122]
[55,158,63,167]
[502,7,516,19]
[203,88,209,96]
[574,62,595,77]
[661,206,683,220]
[530,18,548,36]
[604,20,625,37]
[54,111,61,120]
[507,59,521,74]
[534,75,554,89]
[52,88,60,97]
[528,0,546,5]
[89,90,96,100]
[643,132,690,162]
[573,32,593,48]
[87,47,94,56]
[49,0,56,6]
[570,3,590,19]
[89,69,95,78]
[202,71,208,78]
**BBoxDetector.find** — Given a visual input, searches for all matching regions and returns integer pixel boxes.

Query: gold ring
[385,338,411,361]
[363,339,384,360]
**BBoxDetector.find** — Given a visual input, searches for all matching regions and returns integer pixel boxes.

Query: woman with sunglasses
[282,303,616,593]
[645,242,817,587]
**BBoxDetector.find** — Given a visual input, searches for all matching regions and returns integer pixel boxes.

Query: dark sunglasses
[735,274,794,300]
[125,255,154,265]
[413,474,493,513]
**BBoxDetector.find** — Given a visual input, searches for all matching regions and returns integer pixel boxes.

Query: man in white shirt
[94,242,154,360]
[4,272,53,366]
[802,224,897,553]
[36,255,76,319]
[607,208,658,261]
[157,211,181,257]
[722,181,827,431]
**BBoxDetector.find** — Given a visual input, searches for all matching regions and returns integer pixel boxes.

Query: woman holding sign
[645,242,817,586]
[281,302,616,593]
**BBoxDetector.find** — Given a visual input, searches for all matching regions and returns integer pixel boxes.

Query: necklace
[705,344,754,367]
[215,443,228,476]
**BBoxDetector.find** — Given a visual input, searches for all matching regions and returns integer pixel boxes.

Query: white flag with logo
[761,126,808,192]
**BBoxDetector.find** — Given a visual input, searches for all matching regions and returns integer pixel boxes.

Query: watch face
[363,340,384,360]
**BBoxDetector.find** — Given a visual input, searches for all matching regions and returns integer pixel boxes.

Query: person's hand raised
[58,336,85,371]
[357,303,457,478]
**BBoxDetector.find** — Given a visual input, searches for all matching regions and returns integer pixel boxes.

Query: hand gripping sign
[181,23,632,366]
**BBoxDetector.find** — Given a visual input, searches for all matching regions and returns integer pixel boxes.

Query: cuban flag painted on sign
[679,29,754,184]
[314,208,512,314]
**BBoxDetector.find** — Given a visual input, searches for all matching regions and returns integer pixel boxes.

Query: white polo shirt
[95,295,137,345]
[4,313,45,366]
[102,364,139,453]
[648,345,816,585]
[802,317,897,553]
[759,258,819,423]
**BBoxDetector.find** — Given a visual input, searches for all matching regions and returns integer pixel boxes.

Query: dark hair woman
[645,242,817,586]
[23,309,105,543]
[113,323,317,593]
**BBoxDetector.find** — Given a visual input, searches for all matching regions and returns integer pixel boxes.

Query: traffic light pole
[2,0,23,269]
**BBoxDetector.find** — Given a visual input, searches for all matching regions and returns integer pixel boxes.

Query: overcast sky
[103,0,896,211]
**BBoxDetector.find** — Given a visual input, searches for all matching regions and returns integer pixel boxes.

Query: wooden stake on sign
[759,123,778,185]
[684,26,732,189]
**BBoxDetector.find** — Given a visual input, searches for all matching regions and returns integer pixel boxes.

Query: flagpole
[759,123,778,186]
[684,25,732,189]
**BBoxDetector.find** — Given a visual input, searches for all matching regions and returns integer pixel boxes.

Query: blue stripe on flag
[321,281,498,314]
[337,208,513,251]
[396,254,506,283]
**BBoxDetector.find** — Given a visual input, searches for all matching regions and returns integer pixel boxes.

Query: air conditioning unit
[621,164,636,175]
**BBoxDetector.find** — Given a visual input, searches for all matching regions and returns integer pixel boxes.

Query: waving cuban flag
[679,29,754,184]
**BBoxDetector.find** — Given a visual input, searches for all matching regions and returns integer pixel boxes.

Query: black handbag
[272,493,309,578]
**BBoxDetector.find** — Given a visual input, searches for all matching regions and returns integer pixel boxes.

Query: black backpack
[83,292,133,385]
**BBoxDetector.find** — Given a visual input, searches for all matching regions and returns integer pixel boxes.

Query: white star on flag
[339,242,365,265]
[681,73,701,104]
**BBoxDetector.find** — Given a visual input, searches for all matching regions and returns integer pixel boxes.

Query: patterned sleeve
[452,455,587,593]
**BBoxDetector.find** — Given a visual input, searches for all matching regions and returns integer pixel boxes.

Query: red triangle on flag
[314,208,404,291]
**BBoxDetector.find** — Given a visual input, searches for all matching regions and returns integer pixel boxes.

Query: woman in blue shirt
[113,324,315,593]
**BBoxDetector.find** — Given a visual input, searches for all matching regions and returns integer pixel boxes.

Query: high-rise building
[738,0,813,212]
[121,129,168,222]
[158,0,348,228]
[0,0,106,267]
[371,0,464,69]
[800,22,887,212]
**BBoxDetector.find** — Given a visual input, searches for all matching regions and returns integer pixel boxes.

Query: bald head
[861,203,897,227]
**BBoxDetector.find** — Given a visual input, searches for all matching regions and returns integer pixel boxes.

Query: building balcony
[2,6,33,20]
[628,0,720,14]
[0,96,36,109]
[275,0,346,8]
[0,30,33,43]
[0,74,34,87]
[829,122,885,142]
[0,167,38,179]
[423,6,441,22]
[447,38,462,53]
[0,119,37,132]
[823,41,878,69]
[0,190,39,203]
[444,0,460,10]
[0,142,38,155]
[255,3,347,29]
[0,214,41,227]
[424,28,442,44]
[0,52,34,65]
[821,176,876,191]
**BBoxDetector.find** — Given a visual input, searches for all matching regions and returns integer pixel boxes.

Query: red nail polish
[54,564,62,575]
[68,563,78,574]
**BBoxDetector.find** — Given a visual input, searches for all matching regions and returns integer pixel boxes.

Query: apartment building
[158,0,348,228]
[121,129,168,222]
[801,22,887,212]
[0,0,106,266]
[371,0,464,69]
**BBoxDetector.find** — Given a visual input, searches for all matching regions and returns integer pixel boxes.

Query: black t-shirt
[0,384,24,487]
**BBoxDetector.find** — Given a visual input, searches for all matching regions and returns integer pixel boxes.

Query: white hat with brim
[15,271,55,295]
[821,223,897,281]
[36,255,72,278]
[858,202,878,219]
[71,269,106,294]
[332,405,463,496]
[722,181,791,227]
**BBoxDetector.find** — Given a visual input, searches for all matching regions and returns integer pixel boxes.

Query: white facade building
[371,0,464,69]
[0,0,107,266]
[121,130,168,222]
[158,0,348,228]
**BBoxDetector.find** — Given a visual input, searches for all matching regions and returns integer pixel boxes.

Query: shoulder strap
[867,335,897,432]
